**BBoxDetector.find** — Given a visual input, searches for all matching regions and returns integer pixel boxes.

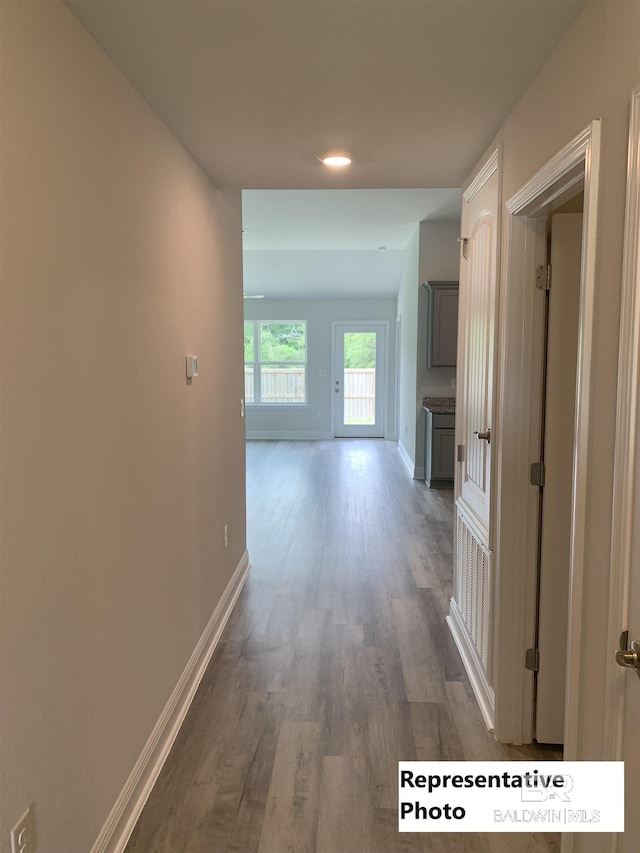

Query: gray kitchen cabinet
[424,409,455,487]
[424,280,459,367]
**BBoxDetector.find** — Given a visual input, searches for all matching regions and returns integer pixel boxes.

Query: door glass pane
[343,332,376,425]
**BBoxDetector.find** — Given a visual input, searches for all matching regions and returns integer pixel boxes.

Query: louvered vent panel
[455,511,491,672]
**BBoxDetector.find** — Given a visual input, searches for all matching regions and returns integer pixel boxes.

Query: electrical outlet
[11,805,37,853]
[224,524,229,549]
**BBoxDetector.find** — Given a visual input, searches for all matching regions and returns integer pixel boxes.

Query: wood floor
[126,439,561,853]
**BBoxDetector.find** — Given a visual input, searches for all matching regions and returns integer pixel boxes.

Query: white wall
[244,298,397,438]
[468,4,639,845]
[0,3,246,851]
[396,227,420,469]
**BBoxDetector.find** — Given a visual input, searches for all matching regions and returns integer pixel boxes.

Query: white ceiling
[65,0,587,298]
[241,189,461,250]
[241,188,461,297]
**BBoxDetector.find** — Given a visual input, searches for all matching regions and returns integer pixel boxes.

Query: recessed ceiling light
[243,293,265,299]
[378,246,387,252]
[318,151,353,168]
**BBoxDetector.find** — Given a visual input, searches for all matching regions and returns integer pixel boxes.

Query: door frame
[603,85,640,853]
[535,211,583,746]
[492,122,601,750]
[330,320,390,438]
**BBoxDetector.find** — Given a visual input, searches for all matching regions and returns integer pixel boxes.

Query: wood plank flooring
[125,439,561,853]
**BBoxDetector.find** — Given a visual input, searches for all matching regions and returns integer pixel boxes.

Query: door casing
[492,122,601,763]
[603,85,640,853]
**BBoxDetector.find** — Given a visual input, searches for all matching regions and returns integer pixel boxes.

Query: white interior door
[619,496,640,851]
[447,151,501,730]
[457,156,500,543]
[535,212,582,745]
[332,322,386,438]
[607,87,640,853]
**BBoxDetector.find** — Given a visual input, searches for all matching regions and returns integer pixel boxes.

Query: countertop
[423,396,456,415]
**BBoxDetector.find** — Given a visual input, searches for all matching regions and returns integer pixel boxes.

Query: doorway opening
[493,123,601,756]
[533,193,584,746]
[331,321,389,438]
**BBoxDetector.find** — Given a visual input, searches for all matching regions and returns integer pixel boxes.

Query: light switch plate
[186,355,198,379]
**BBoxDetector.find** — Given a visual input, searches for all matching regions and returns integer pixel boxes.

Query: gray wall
[396,222,460,476]
[0,3,246,850]
[415,221,461,473]
[244,298,397,439]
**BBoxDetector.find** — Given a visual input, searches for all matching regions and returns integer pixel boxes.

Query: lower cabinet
[424,410,455,486]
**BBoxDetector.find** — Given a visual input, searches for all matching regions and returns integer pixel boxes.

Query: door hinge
[536,264,552,291]
[458,237,469,259]
[525,648,540,672]
[457,444,465,462]
[530,461,546,487]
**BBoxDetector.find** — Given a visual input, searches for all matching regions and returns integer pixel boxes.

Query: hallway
[126,440,560,853]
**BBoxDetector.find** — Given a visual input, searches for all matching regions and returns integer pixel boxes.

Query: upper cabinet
[424,280,459,367]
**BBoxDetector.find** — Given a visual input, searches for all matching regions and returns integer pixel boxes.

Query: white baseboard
[447,596,496,731]
[246,430,333,440]
[397,440,417,477]
[91,550,250,853]
[414,466,425,480]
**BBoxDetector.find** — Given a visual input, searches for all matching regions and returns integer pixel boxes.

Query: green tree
[244,322,254,361]
[259,322,305,362]
[344,332,375,368]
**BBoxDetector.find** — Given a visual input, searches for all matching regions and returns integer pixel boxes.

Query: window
[244,321,306,404]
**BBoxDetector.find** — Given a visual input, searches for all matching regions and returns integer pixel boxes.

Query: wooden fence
[244,367,376,419]
[244,367,305,403]
[343,368,375,423]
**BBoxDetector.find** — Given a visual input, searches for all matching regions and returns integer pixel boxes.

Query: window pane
[244,322,254,362]
[344,332,376,425]
[260,366,305,403]
[244,366,254,403]
[260,322,305,363]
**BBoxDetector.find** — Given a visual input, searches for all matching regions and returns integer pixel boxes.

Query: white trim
[397,440,417,477]
[245,404,310,409]
[464,147,500,202]
[90,551,251,853]
[246,430,333,440]
[414,466,425,481]
[603,85,640,853]
[493,122,601,750]
[506,125,592,215]
[394,315,402,443]
[563,120,601,761]
[447,597,496,730]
